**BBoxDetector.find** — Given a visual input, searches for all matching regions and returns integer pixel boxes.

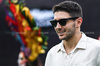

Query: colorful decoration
[5,0,48,64]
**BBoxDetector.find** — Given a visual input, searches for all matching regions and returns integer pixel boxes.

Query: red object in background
[0,0,2,4]
[9,3,16,14]
[5,15,18,26]
[98,36,100,40]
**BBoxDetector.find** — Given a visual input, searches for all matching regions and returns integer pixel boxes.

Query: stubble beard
[59,23,76,41]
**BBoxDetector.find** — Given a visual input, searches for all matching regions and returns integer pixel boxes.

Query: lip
[57,32,65,36]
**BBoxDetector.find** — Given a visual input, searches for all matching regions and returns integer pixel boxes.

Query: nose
[55,22,62,28]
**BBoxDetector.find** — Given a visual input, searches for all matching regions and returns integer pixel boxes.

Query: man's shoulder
[87,36,100,44]
[86,36,100,47]
[47,42,61,54]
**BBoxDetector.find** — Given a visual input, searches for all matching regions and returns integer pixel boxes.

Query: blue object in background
[30,9,53,27]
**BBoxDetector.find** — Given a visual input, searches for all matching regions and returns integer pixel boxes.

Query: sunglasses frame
[50,17,79,27]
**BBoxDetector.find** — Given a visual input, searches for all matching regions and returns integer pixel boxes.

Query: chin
[59,36,66,40]
[59,35,72,41]
[60,38,66,40]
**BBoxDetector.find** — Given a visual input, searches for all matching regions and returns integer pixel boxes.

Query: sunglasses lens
[50,21,57,27]
[59,19,66,26]
[50,19,67,27]
[50,17,78,27]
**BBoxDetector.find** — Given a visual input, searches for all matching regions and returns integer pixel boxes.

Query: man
[45,1,100,66]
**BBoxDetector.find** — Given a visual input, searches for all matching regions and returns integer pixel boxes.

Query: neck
[63,32,82,54]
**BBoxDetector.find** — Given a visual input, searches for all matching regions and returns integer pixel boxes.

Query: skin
[54,11,83,54]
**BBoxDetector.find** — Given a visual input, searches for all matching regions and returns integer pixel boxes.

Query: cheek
[65,23,76,33]
[64,22,74,29]
[54,27,56,31]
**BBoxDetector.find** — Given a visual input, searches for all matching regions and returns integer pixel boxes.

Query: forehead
[54,11,71,20]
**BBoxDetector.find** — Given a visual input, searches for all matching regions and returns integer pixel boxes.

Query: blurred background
[0,0,100,66]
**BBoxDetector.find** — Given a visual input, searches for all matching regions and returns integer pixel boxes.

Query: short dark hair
[52,1,83,17]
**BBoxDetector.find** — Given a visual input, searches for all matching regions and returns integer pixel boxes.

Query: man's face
[54,11,76,41]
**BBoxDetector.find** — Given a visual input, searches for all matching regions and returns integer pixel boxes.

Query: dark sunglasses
[50,17,79,27]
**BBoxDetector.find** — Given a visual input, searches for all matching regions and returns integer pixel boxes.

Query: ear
[76,17,83,28]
